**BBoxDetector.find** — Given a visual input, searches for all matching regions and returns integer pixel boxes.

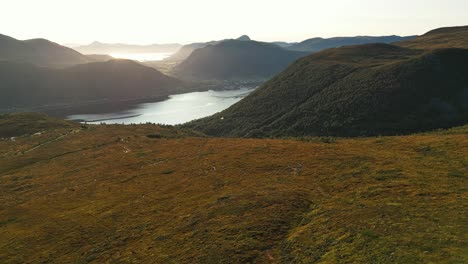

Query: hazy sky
[1,0,467,45]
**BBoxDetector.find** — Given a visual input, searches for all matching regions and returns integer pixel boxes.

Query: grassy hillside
[0,113,466,263]
[0,112,77,138]
[0,59,191,110]
[172,40,308,81]
[288,35,416,52]
[398,26,468,50]
[185,43,468,137]
[0,33,92,67]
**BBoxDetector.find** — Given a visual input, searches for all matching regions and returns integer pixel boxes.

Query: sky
[1,0,467,45]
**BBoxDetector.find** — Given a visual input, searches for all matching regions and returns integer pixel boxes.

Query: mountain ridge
[0,33,92,67]
[397,25,468,50]
[172,39,308,80]
[0,59,189,110]
[164,35,251,62]
[184,27,468,137]
[287,35,417,52]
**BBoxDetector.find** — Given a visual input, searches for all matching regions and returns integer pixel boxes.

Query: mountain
[1,113,467,263]
[184,41,468,137]
[164,41,217,62]
[0,33,92,67]
[172,40,308,80]
[73,41,181,55]
[236,35,251,41]
[0,59,186,109]
[165,35,253,62]
[287,35,417,52]
[397,25,468,50]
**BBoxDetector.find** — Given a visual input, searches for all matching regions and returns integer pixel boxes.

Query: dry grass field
[0,114,466,263]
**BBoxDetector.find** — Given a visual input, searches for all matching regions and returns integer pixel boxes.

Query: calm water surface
[68,88,255,125]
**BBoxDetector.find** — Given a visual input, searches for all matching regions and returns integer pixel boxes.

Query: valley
[0,6,467,262]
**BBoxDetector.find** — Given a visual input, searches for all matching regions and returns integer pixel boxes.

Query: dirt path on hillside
[23,129,81,154]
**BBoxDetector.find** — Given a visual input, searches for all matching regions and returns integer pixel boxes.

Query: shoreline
[0,80,264,119]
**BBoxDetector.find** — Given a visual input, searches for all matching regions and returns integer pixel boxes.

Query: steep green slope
[0,60,187,109]
[172,40,308,80]
[185,44,468,137]
[0,33,91,67]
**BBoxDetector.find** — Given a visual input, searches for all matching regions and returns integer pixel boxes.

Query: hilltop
[172,39,307,81]
[164,35,251,63]
[185,26,468,137]
[0,33,93,67]
[0,113,466,263]
[288,35,416,52]
[397,25,468,49]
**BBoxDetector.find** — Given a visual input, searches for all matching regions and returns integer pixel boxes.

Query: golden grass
[0,123,467,263]
[398,26,468,50]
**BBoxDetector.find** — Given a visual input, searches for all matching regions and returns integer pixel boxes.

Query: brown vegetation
[0,114,466,263]
[397,26,468,50]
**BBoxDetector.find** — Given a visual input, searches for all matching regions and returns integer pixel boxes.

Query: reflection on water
[110,52,172,61]
[68,87,255,125]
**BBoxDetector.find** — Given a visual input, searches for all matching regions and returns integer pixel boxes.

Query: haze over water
[110,52,172,61]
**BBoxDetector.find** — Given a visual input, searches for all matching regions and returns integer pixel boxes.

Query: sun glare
[109,52,172,62]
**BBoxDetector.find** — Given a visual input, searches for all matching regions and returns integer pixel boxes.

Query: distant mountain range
[72,41,181,55]
[165,35,416,65]
[0,33,198,111]
[184,26,468,137]
[0,33,93,67]
[165,34,418,81]
[172,39,308,80]
[286,35,416,52]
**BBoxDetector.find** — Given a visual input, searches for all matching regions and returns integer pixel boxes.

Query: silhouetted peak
[0,33,18,41]
[236,35,251,41]
[25,38,56,45]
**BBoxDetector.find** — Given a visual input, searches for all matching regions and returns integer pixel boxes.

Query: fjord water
[68,87,255,125]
